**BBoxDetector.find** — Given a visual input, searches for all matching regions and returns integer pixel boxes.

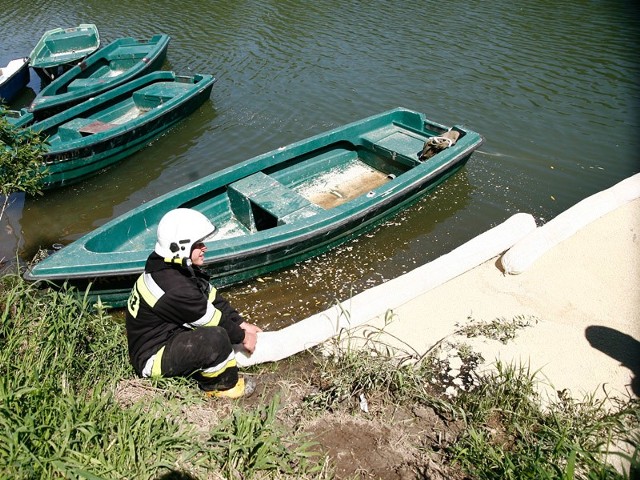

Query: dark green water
[1,1,638,326]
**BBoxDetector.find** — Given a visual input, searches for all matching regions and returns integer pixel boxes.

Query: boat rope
[419,130,459,161]
[425,136,454,149]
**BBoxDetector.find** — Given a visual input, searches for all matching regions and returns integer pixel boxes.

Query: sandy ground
[353,197,640,402]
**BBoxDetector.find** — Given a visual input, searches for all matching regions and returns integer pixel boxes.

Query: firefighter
[125,208,261,398]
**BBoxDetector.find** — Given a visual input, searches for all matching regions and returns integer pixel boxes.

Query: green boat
[29,24,100,81]
[29,34,170,120]
[24,107,483,308]
[21,70,215,190]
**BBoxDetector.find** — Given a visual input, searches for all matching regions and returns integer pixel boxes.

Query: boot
[205,377,256,399]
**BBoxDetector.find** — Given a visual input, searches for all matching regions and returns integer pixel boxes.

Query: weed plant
[307,325,638,479]
[303,330,451,414]
[456,314,539,344]
[451,362,639,479]
[208,395,322,478]
[0,107,48,221]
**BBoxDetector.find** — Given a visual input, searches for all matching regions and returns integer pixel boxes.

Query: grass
[1,274,638,479]
[451,362,639,479]
[455,314,539,344]
[307,320,639,479]
[208,395,322,478]
[0,275,320,479]
[303,327,452,415]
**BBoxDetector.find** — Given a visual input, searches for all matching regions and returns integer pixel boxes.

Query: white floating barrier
[501,173,640,275]
[236,212,537,366]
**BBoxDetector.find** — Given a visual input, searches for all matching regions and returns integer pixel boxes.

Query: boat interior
[47,81,189,142]
[86,120,463,253]
[198,126,445,236]
[62,43,156,93]
[66,64,124,92]
[0,58,26,81]
[44,32,97,57]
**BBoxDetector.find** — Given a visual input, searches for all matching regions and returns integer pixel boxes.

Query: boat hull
[28,71,215,189]
[0,58,30,103]
[29,34,170,120]
[24,107,484,308]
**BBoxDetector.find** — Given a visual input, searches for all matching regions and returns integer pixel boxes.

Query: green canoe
[21,70,215,190]
[24,107,483,308]
[29,34,170,120]
[29,24,100,81]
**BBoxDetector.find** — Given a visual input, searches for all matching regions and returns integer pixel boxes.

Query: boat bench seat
[360,129,424,166]
[67,67,119,92]
[228,172,322,231]
[67,78,102,91]
[57,118,115,140]
[89,65,113,78]
[111,46,153,59]
[133,91,174,109]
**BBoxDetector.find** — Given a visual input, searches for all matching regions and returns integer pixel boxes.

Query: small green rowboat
[29,24,100,81]
[24,108,483,308]
[21,70,215,190]
[29,34,170,120]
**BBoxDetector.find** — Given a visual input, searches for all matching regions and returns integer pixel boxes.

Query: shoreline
[368,195,640,402]
[239,175,640,402]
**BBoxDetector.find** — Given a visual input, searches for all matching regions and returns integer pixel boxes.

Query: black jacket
[125,252,245,376]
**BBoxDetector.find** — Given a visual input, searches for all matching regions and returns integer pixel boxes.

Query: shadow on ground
[585,325,640,396]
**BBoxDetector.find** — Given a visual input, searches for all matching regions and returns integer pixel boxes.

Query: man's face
[190,242,206,266]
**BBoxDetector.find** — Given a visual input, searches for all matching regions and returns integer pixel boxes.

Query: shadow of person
[585,325,640,396]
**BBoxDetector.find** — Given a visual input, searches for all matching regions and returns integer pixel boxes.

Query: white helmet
[154,208,216,259]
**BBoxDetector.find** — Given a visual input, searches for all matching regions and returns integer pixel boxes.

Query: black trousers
[160,326,238,391]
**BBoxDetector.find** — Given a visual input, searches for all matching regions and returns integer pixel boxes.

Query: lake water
[1,1,638,326]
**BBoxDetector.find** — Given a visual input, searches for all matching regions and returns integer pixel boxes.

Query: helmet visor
[196,226,217,245]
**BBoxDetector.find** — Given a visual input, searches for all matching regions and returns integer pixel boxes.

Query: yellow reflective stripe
[201,308,222,328]
[137,273,165,308]
[150,346,165,378]
[127,277,142,317]
[200,352,236,378]
[164,257,186,267]
[208,285,217,303]
[186,302,222,328]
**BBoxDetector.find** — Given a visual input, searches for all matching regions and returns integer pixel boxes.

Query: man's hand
[242,330,258,353]
[239,321,263,335]
[239,322,262,353]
